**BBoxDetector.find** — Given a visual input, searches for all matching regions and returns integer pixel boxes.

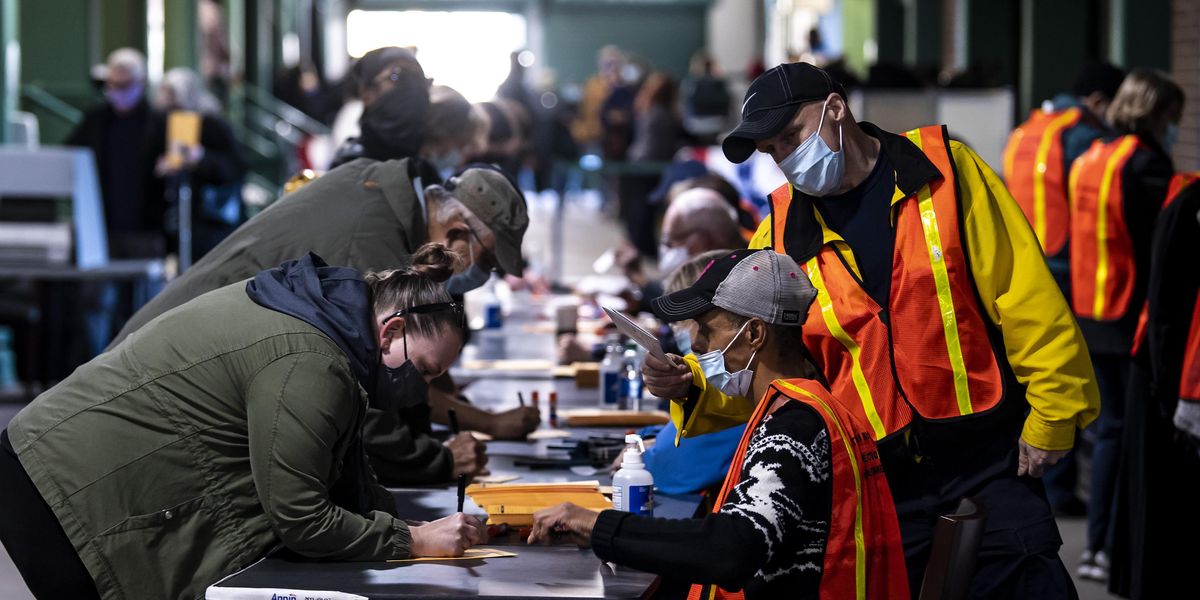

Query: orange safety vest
[687,379,909,600]
[1181,291,1200,402]
[1130,172,1200,355]
[1068,135,1147,321]
[767,125,1005,441]
[1002,107,1082,256]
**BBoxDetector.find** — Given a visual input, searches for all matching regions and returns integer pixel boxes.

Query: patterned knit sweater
[592,400,834,599]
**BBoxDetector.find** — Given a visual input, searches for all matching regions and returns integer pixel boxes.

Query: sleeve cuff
[390,517,413,558]
[590,510,627,561]
[1020,413,1079,452]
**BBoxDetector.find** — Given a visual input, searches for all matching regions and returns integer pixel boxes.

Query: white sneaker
[1077,550,1109,581]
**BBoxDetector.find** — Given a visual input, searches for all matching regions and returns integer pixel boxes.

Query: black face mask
[372,302,463,411]
[359,75,431,161]
[372,328,430,412]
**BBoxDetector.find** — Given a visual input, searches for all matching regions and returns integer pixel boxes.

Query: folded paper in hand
[601,307,670,363]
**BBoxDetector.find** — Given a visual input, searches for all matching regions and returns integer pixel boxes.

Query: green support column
[964,0,1017,84]
[165,0,199,70]
[904,0,943,70]
[1109,0,1170,69]
[843,0,875,78]
[876,0,905,66]
[0,0,17,143]
[100,0,148,57]
[1019,0,1093,117]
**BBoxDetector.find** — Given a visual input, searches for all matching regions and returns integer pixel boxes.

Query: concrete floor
[0,200,1121,599]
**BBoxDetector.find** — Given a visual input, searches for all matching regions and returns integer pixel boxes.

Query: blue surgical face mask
[777,98,844,197]
[429,150,462,180]
[658,244,689,274]
[444,230,491,294]
[1163,123,1180,152]
[106,82,144,113]
[695,320,758,398]
[671,325,693,356]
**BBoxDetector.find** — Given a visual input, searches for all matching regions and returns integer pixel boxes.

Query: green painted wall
[541,1,707,86]
[1019,0,1092,115]
[101,0,147,56]
[842,0,874,77]
[875,0,904,66]
[965,0,1017,84]
[165,0,198,70]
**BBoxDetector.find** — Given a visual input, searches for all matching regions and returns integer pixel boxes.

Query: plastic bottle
[599,334,623,407]
[482,275,503,330]
[612,434,654,516]
[619,342,643,411]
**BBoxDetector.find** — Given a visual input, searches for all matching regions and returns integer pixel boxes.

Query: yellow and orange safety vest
[1003,107,1082,257]
[766,126,1006,441]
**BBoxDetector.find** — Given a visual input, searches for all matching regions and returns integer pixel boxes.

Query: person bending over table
[107,162,538,485]
[0,244,486,600]
[528,249,908,600]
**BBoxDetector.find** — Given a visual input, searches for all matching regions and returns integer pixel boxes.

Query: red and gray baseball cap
[650,249,817,326]
[721,62,847,164]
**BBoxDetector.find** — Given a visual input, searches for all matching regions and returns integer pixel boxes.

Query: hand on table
[527,502,600,549]
[445,432,489,479]
[489,406,542,440]
[1017,438,1068,478]
[409,513,488,557]
[642,353,692,399]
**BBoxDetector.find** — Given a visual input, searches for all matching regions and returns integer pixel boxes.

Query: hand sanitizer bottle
[612,434,654,516]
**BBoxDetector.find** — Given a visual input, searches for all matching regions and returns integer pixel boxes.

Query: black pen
[448,408,460,434]
[456,473,467,513]
[518,391,526,407]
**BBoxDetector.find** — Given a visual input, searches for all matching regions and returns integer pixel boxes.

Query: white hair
[106,48,146,83]
[158,67,222,114]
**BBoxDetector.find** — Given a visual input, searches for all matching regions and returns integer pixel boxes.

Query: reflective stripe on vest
[1069,135,1141,321]
[686,379,908,600]
[766,125,1004,438]
[1002,108,1081,256]
[1182,292,1200,402]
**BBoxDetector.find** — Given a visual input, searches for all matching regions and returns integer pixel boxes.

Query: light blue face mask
[1163,123,1180,152]
[672,325,693,356]
[777,98,845,197]
[444,229,492,294]
[695,320,757,398]
[429,150,462,180]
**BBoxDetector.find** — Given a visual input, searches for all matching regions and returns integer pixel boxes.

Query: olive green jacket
[104,157,454,485]
[7,283,411,600]
[110,158,429,346]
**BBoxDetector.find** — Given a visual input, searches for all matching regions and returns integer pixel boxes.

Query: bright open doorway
[346,9,528,103]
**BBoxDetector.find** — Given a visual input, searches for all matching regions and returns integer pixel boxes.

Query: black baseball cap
[721,62,847,164]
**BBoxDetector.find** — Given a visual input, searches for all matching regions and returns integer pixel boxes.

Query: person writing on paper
[0,244,486,600]
[529,249,908,600]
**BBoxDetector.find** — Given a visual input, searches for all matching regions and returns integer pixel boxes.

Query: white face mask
[696,320,758,398]
[658,244,689,274]
[777,98,845,197]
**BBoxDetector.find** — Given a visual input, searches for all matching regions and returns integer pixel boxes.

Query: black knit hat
[1072,62,1126,100]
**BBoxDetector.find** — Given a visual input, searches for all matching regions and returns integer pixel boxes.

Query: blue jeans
[1086,352,1129,553]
